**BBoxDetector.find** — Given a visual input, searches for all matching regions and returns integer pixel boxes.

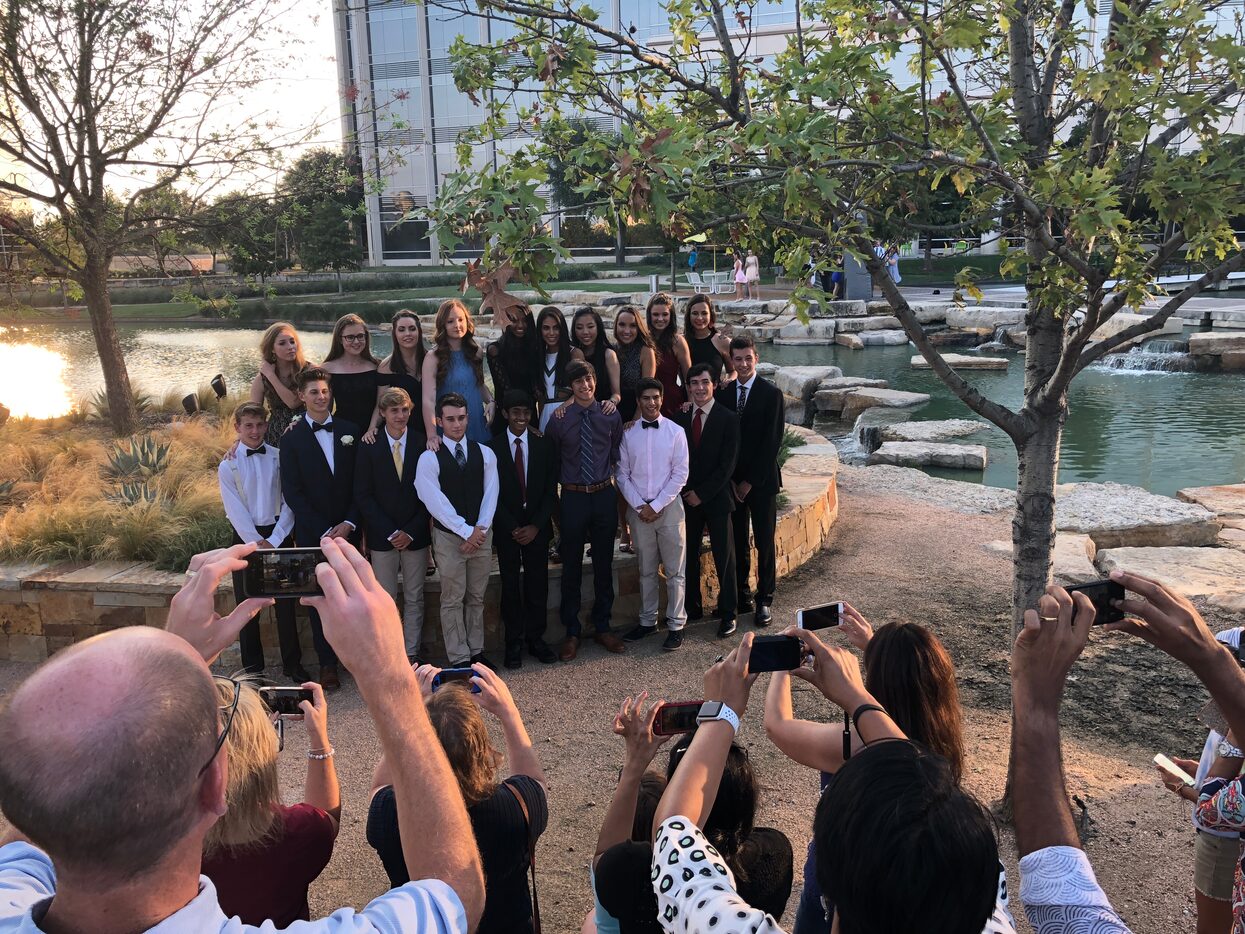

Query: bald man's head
[0,627,219,878]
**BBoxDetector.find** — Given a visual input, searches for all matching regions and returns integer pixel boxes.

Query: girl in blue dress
[420,298,493,447]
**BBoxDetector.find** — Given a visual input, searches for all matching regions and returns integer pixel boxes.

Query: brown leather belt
[562,478,613,494]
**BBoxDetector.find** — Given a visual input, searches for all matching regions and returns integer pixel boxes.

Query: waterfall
[991,325,1011,344]
[1142,339,1188,354]
[1098,344,1203,373]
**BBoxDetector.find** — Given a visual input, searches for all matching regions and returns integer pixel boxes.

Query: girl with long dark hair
[534,306,584,433]
[644,293,690,417]
[570,308,620,406]
[364,309,426,443]
[420,299,493,446]
[683,293,735,386]
[486,304,540,434]
[321,313,379,432]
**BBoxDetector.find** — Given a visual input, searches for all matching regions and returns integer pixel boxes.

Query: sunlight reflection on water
[0,333,74,419]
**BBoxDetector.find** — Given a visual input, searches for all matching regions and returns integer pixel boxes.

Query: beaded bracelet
[308,746,335,760]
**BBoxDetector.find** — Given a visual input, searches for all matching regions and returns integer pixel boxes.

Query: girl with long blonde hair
[248,322,306,446]
[420,298,493,446]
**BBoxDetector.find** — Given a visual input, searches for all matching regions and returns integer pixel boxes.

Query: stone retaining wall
[0,439,838,664]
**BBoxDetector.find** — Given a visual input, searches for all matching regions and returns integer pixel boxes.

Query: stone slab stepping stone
[774,338,835,346]
[838,464,1014,515]
[773,366,843,401]
[983,533,1098,584]
[1095,546,1245,614]
[835,333,864,350]
[1091,311,1182,343]
[807,300,868,318]
[814,379,890,413]
[1177,483,1245,519]
[857,329,910,346]
[837,315,901,333]
[868,441,988,470]
[945,306,1026,328]
[910,353,1008,370]
[879,418,987,442]
[755,362,779,377]
[840,387,932,422]
[1054,481,1221,549]
[1190,332,1245,355]
[777,319,837,340]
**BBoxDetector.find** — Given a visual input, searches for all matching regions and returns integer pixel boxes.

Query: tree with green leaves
[298,200,362,292]
[280,148,366,267]
[212,194,287,283]
[0,0,305,434]
[431,0,1245,627]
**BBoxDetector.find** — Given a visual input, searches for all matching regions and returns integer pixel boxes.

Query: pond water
[0,323,1242,497]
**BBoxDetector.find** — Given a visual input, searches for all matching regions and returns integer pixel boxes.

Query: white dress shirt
[0,841,466,934]
[507,429,529,487]
[306,413,336,473]
[690,396,715,421]
[217,444,293,544]
[616,415,689,513]
[414,439,499,540]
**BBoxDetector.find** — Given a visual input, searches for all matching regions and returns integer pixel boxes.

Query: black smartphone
[654,700,702,736]
[797,602,843,630]
[241,548,324,599]
[1065,579,1126,625]
[259,686,314,716]
[432,668,481,693]
[749,635,804,672]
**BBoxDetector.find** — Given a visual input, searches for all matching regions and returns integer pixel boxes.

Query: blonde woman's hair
[259,322,306,388]
[203,680,282,856]
[426,684,501,807]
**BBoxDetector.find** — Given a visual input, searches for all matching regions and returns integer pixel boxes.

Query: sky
[271,2,345,161]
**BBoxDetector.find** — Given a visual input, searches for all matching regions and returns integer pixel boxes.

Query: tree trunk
[82,256,138,436]
[336,270,343,294]
[1011,410,1063,631]
[923,233,933,272]
[613,207,626,265]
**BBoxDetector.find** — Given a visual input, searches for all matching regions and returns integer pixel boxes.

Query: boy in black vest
[414,392,499,668]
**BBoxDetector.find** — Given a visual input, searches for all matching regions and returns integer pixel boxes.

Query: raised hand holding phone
[786,625,867,708]
[167,542,274,663]
[616,692,674,760]
[703,632,759,719]
[838,602,873,651]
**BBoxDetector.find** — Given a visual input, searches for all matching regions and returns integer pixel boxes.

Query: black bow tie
[245,445,267,456]
[641,420,659,429]
[311,422,331,433]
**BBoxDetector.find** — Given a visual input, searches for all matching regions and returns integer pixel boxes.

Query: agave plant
[88,388,154,423]
[0,479,13,503]
[104,435,170,480]
[107,480,161,506]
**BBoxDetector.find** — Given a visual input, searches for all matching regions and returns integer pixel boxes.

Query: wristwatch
[1217,739,1244,759]
[696,701,740,733]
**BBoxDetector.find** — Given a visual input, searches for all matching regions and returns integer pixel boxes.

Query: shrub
[103,435,171,480]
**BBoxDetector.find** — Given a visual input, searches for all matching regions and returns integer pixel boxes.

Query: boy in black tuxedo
[715,336,784,626]
[354,387,431,665]
[279,365,360,690]
[488,390,558,668]
[676,363,741,637]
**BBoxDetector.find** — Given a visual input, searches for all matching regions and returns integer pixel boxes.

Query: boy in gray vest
[414,392,499,668]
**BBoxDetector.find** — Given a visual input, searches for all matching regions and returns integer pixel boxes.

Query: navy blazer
[715,377,784,495]
[279,416,361,546]
[674,402,740,516]
[353,429,431,551]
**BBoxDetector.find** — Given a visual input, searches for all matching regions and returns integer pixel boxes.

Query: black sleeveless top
[433,441,484,530]
[687,332,725,382]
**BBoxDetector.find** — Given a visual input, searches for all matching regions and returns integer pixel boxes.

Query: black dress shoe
[738,596,755,614]
[717,618,737,638]
[623,624,657,642]
[471,653,498,671]
[755,605,773,627]
[504,646,523,669]
[527,640,558,664]
[662,630,684,651]
[686,605,705,623]
[283,664,312,683]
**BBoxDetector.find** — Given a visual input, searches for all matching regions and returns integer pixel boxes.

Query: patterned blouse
[1198,774,1245,933]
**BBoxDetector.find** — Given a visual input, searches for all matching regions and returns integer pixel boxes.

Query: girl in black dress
[683,293,735,385]
[570,308,620,408]
[247,321,307,447]
[486,304,540,434]
[321,313,379,432]
[365,309,426,443]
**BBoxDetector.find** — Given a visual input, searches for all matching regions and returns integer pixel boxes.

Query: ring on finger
[1039,615,1058,622]
[714,655,725,663]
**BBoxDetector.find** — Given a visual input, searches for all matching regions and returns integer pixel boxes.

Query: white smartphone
[1153,753,1196,787]
[797,602,845,630]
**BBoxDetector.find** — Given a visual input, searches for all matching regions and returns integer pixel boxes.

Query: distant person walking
[732,251,747,300]
[745,250,761,300]
[688,247,698,273]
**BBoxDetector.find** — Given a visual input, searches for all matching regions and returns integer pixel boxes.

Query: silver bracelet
[308,746,335,760]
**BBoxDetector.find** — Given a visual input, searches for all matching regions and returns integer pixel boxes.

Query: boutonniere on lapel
[340,435,355,447]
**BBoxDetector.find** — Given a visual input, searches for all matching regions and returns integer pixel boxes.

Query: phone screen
[259,687,314,716]
[1066,579,1126,625]
[433,668,481,693]
[749,635,804,673]
[655,701,702,736]
[242,548,324,599]
[798,602,843,630]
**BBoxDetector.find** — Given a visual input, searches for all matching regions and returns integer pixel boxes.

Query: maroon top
[202,803,337,927]
[653,349,686,417]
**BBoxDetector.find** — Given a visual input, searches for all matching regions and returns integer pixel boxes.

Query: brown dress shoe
[319,665,341,692]
[594,632,626,654]
[559,636,580,662]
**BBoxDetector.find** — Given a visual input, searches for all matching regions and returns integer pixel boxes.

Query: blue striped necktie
[579,409,594,484]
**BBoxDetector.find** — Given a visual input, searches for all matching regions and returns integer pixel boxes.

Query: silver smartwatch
[696,701,740,733]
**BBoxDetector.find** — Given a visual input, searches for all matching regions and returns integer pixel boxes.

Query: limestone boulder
[983,533,1099,584]
[857,329,910,346]
[755,362,779,377]
[1190,332,1245,355]
[1055,482,1222,549]
[836,315,901,333]
[879,418,986,442]
[838,464,1014,515]
[910,303,952,324]
[819,376,888,392]
[839,387,932,422]
[928,328,991,347]
[910,353,1008,370]
[868,442,988,470]
[1090,311,1182,345]
[836,333,864,350]
[772,366,844,402]
[814,379,890,414]
[775,319,837,343]
[1209,308,1245,329]
[1218,528,1245,552]
[1177,483,1245,519]
[807,300,868,318]
[944,306,1026,329]
[1094,546,1245,614]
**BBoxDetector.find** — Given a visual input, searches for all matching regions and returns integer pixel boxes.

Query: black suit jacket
[675,402,739,517]
[353,429,431,551]
[715,377,784,495]
[279,416,361,546]
[488,429,558,536]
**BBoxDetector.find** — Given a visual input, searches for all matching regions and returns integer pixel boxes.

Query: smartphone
[797,602,844,630]
[1065,579,1126,625]
[1153,753,1196,787]
[241,548,324,599]
[654,700,702,736]
[259,686,314,717]
[749,635,805,673]
[432,668,481,693]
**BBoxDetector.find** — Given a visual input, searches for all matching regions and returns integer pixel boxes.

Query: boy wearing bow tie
[217,402,307,681]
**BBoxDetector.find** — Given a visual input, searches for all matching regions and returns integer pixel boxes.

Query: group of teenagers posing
[223,293,785,687]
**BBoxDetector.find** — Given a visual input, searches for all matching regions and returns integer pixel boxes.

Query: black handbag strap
[504,779,541,934]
